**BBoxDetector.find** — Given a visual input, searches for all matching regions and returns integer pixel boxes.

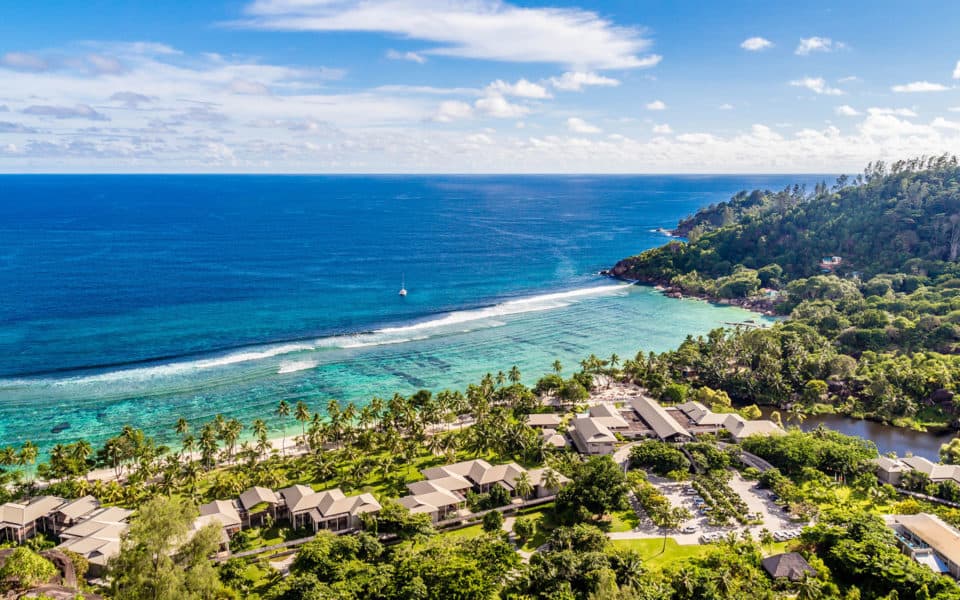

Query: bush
[482,510,504,534]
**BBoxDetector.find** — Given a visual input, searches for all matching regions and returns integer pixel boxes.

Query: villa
[0,495,65,543]
[569,417,617,455]
[886,513,960,579]
[526,413,562,428]
[628,396,691,441]
[402,459,569,521]
[277,485,381,533]
[872,455,960,487]
[675,400,783,441]
[237,486,280,527]
[198,499,243,538]
[57,507,133,577]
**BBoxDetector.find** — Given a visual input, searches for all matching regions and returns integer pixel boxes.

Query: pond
[764,410,955,462]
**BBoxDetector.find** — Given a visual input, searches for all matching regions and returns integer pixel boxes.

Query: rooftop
[761,552,816,581]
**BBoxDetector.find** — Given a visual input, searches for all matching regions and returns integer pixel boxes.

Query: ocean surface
[0,175,820,454]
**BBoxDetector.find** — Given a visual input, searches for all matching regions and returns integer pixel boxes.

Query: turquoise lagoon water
[0,175,815,453]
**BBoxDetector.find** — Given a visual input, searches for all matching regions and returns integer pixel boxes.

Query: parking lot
[612,471,802,546]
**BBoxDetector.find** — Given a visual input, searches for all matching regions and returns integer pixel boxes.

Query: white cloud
[486,78,551,99]
[85,54,124,74]
[466,133,494,144]
[22,104,109,120]
[932,117,960,131]
[741,37,773,51]
[645,100,666,110]
[835,105,859,116]
[386,49,426,64]
[433,100,474,122]
[566,117,601,134]
[109,92,153,107]
[0,51,48,71]
[867,107,917,117]
[652,123,672,134]
[892,81,948,93]
[795,37,845,56]
[954,60,960,79]
[229,79,271,95]
[718,103,734,110]
[475,94,529,118]
[950,107,960,113]
[548,71,620,91]
[239,0,661,70]
[789,77,844,95]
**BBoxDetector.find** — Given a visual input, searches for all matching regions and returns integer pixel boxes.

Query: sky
[1,0,959,173]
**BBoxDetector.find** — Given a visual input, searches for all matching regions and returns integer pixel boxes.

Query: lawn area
[440,523,486,540]
[610,538,711,569]
[604,509,640,533]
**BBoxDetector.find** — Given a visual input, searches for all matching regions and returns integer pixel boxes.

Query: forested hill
[614,155,960,283]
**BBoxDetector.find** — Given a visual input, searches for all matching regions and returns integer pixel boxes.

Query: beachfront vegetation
[4,159,960,598]
[614,157,960,435]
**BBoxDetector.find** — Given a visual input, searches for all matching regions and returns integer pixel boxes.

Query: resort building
[198,499,243,538]
[886,513,960,579]
[871,456,960,487]
[398,489,465,523]
[872,456,913,486]
[628,396,691,441]
[421,459,530,495]
[52,496,101,534]
[526,413,562,429]
[237,486,280,527]
[57,507,133,577]
[569,417,617,455]
[526,467,570,498]
[586,403,629,430]
[277,485,381,532]
[761,552,816,581]
[540,427,569,449]
[0,495,65,543]
[675,400,783,441]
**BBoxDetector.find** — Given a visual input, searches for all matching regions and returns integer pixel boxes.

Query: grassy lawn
[610,538,711,569]
[440,523,486,540]
[603,509,640,533]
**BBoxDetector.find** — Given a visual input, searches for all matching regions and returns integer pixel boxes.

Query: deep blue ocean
[0,175,820,453]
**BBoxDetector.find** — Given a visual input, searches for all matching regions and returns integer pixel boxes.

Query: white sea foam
[7,283,630,386]
[277,360,318,374]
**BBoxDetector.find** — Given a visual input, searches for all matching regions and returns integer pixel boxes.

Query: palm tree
[276,400,290,456]
[252,419,269,458]
[513,471,533,499]
[508,365,522,385]
[17,441,38,481]
[175,417,190,437]
[295,401,310,445]
[222,418,243,461]
[552,360,563,375]
[199,423,219,468]
[543,468,561,494]
[796,573,824,600]
[71,440,93,480]
[0,446,16,467]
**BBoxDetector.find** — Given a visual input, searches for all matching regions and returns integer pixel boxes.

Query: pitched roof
[628,396,690,440]
[902,456,960,484]
[0,496,65,527]
[421,459,492,481]
[56,496,100,521]
[891,513,960,568]
[407,475,472,495]
[199,500,241,527]
[761,552,816,581]
[526,467,571,489]
[872,456,910,473]
[676,401,710,422]
[238,486,279,511]
[526,413,562,427]
[588,404,629,429]
[571,417,616,444]
[279,485,316,512]
[398,489,463,512]
[541,428,568,448]
[724,415,783,439]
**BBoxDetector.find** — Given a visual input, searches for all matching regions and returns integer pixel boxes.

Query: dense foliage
[611,159,960,430]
